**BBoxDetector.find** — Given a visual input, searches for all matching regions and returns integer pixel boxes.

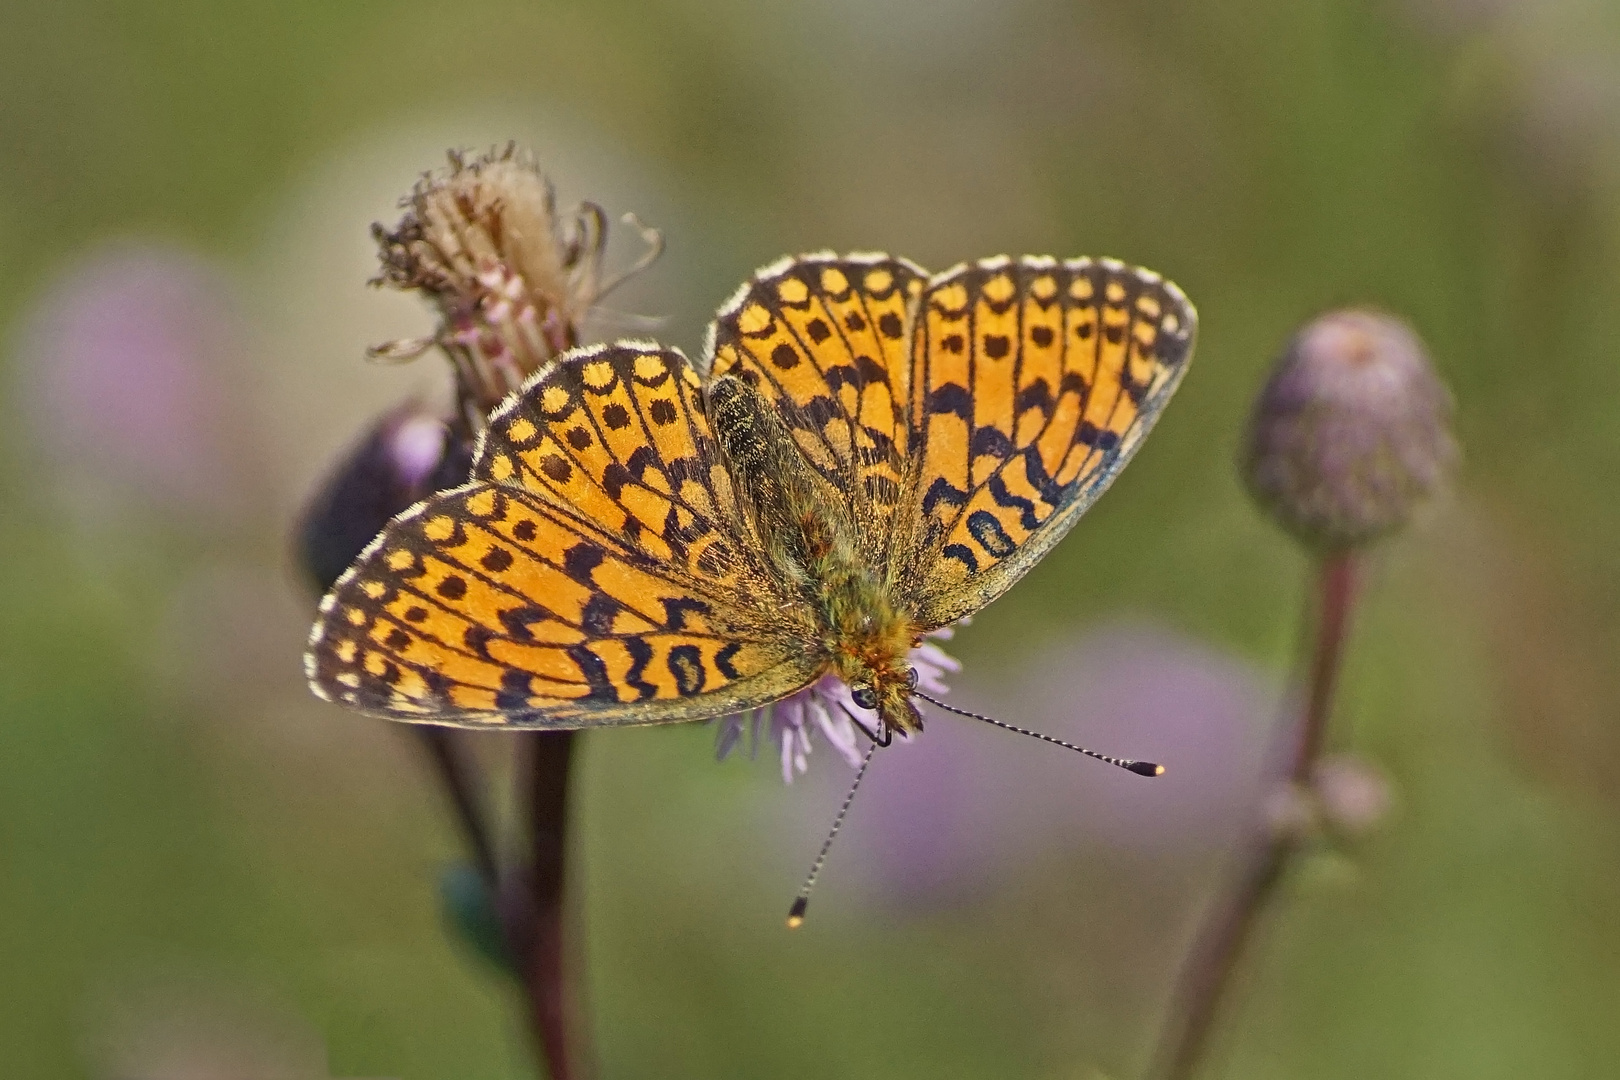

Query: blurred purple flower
[11,241,263,524]
[716,628,961,783]
[836,621,1273,906]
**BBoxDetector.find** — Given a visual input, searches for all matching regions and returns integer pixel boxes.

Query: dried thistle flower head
[1243,309,1457,550]
[370,144,660,419]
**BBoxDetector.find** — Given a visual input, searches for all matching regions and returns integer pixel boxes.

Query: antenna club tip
[1128,760,1165,777]
[787,897,808,929]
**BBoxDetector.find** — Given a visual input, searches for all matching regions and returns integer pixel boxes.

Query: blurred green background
[4,1,1620,1077]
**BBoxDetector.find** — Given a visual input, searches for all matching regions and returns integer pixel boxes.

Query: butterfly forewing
[306,344,820,728]
[477,342,766,593]
[895,256,1196,627]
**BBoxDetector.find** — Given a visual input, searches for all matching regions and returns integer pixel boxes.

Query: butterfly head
[847,665,923,737]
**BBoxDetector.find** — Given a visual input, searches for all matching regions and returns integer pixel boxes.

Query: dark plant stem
[524,730,578,1080]
[415,723,583,1080]
[1153,550,1359,1080]
[412,727,500,887]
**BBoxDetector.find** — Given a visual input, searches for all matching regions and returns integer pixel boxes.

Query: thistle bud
[369,144,659,418]
[295,401,472,592]
[1243,309,1456,550]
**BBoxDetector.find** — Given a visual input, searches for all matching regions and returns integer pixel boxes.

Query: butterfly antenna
[787,740,879,929]
[912,691,1164,777]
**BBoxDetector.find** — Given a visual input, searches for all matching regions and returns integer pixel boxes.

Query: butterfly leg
[841,705,894,748]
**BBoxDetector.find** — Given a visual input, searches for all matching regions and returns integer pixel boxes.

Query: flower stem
[1153,550,1359,1080]
[412,727,500,887]
[524,730,579,1080]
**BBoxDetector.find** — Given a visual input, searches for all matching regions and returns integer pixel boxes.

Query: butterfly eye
[850,685,878,711]
[905,667,919,690]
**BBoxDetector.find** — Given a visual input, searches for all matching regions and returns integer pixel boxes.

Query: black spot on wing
[800,395,840,429]
[496,668,534,710]
[942,542,978,573]
[970,426,1015,460]
[1077,422,1121,452]
[581,591,619,635]
[1016,379,1054,416]
[854,355,887,384]
[662,507,710,546]
[563,542,605,584]
[601,462,632,500]
[987,474,1041,531]
[463,624,494,658]
[667,644,705,696]
[624,636,657,699]
[824,364,861,393]
[500,605,553,641]
[1022,446,1065,505]
[568,644,616,700]
[659,596,712,631]
[922,476,969,516]
[967,510,1018,558]
[626,444,659,480]
[926,383,972,420]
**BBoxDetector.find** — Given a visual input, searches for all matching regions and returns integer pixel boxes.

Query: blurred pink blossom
[11,241,265,524]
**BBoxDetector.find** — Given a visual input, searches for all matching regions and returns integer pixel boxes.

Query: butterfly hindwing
[895,256,1197,626]
[707,252,927,563]
[306,344,821,728]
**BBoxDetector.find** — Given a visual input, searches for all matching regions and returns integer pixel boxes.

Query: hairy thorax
[809,522,924,735]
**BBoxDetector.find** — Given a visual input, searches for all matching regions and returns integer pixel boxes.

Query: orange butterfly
[307,253,1196,750]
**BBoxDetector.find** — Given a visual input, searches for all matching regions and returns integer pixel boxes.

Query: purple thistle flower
[716,627,962,783]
